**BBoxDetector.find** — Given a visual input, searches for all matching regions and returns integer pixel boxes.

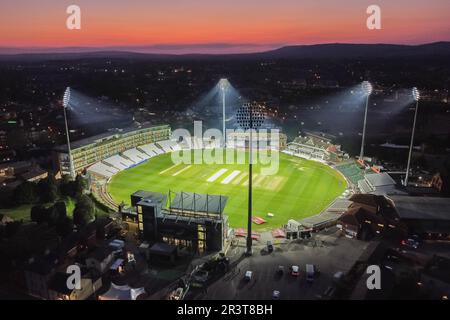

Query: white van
[306,264,315,282]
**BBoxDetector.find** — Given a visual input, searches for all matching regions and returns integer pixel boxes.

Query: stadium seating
[335,163,365,185]
[103,155,135,170]
[156,140,177,153]
[138,143,164,157]
[87,162,119,178]
[122,148,149,163]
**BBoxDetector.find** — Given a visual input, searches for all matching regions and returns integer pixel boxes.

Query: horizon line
[1,41,449,56]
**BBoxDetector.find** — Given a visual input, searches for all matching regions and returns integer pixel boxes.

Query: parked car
[276,265,284,276]
[291,265,299,276]
[267,241,274,253]
[401,238,419,249]
[306,264,315,282]
[272,290,280,300]
[244,270,253,281]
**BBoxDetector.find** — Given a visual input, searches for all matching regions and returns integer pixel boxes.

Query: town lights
[359,81,373,163]
[236,102,265,256]
[62,87,75,179]
[404,87,421,187]
[219,78,229,147]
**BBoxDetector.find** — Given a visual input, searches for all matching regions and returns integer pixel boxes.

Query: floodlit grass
[108,150,347,230]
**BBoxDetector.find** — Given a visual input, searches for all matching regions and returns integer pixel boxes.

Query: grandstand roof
[365,172,396,187]
[134,191,167,207]
[169,192,227,215]
[390,195,450,221]
[54,123,170,152]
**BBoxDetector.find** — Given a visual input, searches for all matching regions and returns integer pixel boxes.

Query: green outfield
[108,150,347,230]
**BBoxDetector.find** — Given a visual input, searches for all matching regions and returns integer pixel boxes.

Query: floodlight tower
[404,87,421,187]
[219,79,229,147]
[359,81,373,163]
[236,102,265,256]
[62,87,75,179]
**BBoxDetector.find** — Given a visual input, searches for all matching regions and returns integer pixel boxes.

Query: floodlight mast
[247,104,254,257]
[62,87,75,179]
[219,79,228,147]
[359,81,373,163]
[236,102,265,256]
[404,87,421,187]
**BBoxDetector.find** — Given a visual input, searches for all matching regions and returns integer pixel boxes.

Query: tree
[30,205,48,224]
[60,175,72,197]
[38,175,59,203]
[73,195,95,227]
[74,175,88,197]
[13,182,38,205]
[55,217,73,237]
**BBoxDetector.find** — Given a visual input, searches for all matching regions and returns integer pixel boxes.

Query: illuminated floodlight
[412,87,420,102]
[362,81,373,96]
[236,103,266,130]
[63,87,71,108]
[219,78,229,91]
[218,78,231,147]
[62,87,74,179]
[404,87,421,186]
[359,81,373,162]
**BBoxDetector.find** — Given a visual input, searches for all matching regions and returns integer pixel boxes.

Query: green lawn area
[108,150,347,230]
[1,197,86,222]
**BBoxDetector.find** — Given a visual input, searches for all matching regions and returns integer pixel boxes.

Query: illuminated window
[138,214,143,222]
[138,223,143,231]
[137,206,142,214]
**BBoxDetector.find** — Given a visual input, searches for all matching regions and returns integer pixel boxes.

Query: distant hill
[0,42,449,61]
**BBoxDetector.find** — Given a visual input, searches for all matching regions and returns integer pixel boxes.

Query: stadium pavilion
[124,190,229,254]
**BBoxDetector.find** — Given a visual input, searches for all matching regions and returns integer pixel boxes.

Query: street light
[219,78,229,147]
[236,102,265,256]
[359,81,373,163]
[63,87,75,179]
[404,87,421,187]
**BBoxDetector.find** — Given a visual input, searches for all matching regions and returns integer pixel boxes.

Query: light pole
[63,87,75,179]
[359,81,373,163]
[404,87,420,187]
[219,79,229,147]
[236,102,265,256]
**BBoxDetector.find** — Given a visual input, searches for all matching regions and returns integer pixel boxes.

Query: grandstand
[335,161,366,186]
[284,133,347,163]
[53,124,171,177]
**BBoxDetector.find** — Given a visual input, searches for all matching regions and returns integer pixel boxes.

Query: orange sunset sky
[1,0,449,53]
